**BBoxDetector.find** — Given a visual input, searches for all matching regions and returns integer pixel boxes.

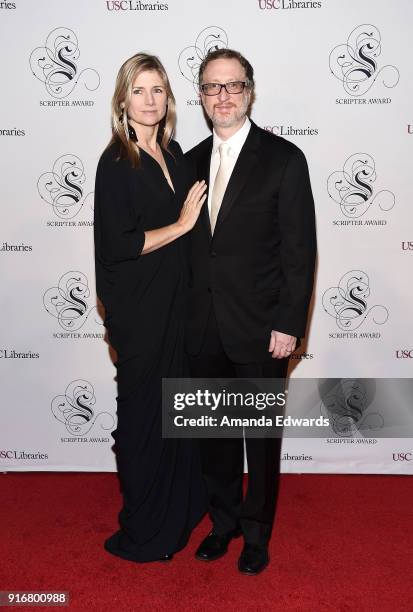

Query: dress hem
[103,510,205,563]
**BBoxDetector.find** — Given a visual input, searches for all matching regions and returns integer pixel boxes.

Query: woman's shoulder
[99,140,122,164]
[97,140,131,175]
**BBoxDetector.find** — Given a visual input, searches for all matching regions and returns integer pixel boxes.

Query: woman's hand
[141,181,207,254]
[176,181,207,233]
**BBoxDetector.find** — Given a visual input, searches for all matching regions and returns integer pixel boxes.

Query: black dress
[94,139,205,562]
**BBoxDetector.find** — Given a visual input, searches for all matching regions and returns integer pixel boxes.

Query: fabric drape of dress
[94,139,205,562]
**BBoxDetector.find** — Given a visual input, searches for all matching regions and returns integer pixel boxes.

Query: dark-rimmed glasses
[200,81,248,96]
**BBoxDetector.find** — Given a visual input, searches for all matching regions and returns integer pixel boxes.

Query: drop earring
[127,123,138,142]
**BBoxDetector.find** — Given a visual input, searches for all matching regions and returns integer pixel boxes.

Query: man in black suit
[185,49,316,575]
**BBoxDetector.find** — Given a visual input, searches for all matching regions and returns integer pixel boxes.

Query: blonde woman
[94,53,207,562]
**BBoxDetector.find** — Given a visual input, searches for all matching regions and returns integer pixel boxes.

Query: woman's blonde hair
[110,52,176,167]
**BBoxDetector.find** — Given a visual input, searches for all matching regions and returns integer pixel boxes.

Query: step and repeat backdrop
[1,0,412,473]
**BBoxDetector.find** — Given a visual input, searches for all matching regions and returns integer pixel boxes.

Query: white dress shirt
[207,117,251,217]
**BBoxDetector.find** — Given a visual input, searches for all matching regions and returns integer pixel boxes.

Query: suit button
[207,287,211,293]
[210,251,217,258]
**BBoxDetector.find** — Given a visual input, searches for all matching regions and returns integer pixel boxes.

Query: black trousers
[188,307,289,547]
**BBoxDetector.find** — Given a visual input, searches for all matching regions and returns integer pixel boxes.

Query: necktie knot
[218,142,230,159]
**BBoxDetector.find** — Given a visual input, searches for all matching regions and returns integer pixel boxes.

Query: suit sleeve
[94,154,145,265]
[273,148,317,338]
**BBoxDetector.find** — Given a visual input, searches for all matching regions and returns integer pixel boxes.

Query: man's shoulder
[185,135,213,161]
[253,123,305,159]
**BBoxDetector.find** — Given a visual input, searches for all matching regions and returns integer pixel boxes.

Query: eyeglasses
[200,81,248,96]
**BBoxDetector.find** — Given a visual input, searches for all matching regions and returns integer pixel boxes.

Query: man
[185,49,316,575]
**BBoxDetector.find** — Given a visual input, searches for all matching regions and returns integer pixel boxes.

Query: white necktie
[210,142,231,234]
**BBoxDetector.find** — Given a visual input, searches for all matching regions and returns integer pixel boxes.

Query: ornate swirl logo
[51,380,115,436]
[38,154,93,219]
[178,26,228,90]
[329,24,399,96]
[29,27,100,98]
[318,379,383,437]
[43,271,99,331]
[322,270,389,331]
[327,153,395,218]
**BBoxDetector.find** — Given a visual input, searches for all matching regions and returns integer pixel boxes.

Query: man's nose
[217,86,230,102]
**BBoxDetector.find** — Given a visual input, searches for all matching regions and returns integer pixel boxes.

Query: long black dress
[94,138,205,562]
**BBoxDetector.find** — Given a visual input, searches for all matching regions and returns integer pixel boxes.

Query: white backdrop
[1,0,412,473]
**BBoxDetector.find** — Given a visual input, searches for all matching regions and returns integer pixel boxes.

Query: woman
[94,53,207,562]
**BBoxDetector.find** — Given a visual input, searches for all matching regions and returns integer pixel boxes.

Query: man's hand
[268,331,297,359]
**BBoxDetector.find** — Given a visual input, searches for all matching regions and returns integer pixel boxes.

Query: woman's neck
[129,120,159,152]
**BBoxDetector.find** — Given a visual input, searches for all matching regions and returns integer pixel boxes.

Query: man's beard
[209,94,250,128]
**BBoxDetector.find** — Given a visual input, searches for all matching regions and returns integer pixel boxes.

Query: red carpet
[1,473,411,611]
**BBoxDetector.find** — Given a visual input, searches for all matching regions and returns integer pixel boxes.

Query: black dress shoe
[195,527,242,561]
[238,544,269,575]
[158,553,174,561]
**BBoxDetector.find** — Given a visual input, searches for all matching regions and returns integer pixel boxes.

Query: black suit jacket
[185,120,316,363]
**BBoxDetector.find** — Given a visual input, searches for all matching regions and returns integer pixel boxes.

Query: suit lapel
[213,122,260,238]
[197,138,213,238]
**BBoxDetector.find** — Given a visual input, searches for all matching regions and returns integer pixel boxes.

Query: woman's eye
[132,89,142,94]
[154,88,163,93]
